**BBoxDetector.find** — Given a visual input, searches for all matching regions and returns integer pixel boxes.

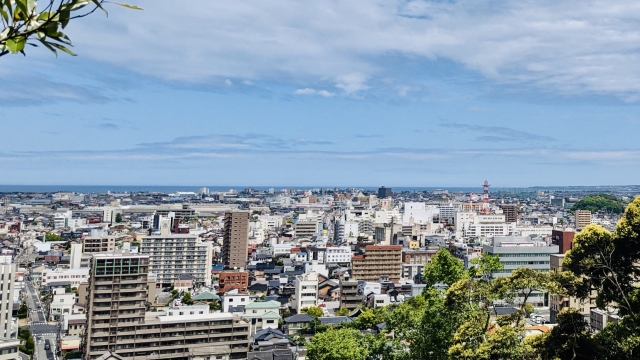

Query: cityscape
[3,1,640,360]
[0,185,638,359]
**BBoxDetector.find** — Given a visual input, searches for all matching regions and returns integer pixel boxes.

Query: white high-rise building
[0,256,15,338]
[69,243,82,269]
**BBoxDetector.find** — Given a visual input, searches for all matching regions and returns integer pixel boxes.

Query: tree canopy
[0,0,141,58]
[570,194,626,214]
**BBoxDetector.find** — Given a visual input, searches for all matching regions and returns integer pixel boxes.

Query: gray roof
[319,316,354,325]
[284,314,313,323]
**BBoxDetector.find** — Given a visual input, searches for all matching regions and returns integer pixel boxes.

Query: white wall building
[140,230,213,287]
[402,203,438,225]
[325,246,352,265]
[221,290,250,313]
[0,256,15,338]
[42,268,89,288]
[293,271,318,312]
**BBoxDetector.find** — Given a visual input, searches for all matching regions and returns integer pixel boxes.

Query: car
[44,343,50,350]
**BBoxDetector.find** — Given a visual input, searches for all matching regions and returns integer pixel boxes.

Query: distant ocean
[0,185,525,194]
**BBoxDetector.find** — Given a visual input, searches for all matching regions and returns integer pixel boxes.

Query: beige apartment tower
[84,251,149,359]
[351,245,403,282]
[575,210,592,229]
[222,211,250,269]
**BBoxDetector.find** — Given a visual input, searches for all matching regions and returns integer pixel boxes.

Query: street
[25,279,58,360]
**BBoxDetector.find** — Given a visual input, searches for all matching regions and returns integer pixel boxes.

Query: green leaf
[14,0,28,18]
[6,35,26,54]
[109,2,143,10]
[49,42,76,56]
[68,0,91,11]
[37,38,58,56]
[0,8,9,24]
[60,9,71,29]
[91,0,108,16]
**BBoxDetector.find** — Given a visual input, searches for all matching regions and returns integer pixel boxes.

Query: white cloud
[293,88,335,97]
[335,73,370,94]
[66,0,640,99]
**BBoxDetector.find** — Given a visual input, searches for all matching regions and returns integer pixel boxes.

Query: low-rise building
[241,300,281,334]
[218,271,249,293]
[42,268,89,288]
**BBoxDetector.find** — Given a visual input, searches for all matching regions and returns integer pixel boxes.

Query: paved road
[25,280,58,360]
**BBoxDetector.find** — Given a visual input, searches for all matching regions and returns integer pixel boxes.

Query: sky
[2,0,640,187]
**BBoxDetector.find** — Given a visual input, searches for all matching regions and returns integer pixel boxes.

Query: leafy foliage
[422,247,466,287]
[307,328,370,360]
[334,307,350,316]
[571,194,626,214]
[301,306,323,318]
[45,232,63,241]
[0,0,141,58]
[181,291,192,305]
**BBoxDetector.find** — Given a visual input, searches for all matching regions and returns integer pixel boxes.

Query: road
[25,280,58,360]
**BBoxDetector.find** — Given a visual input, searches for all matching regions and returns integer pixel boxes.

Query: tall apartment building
[84,251,250,360]
[140,230,213,287]
[293,271,318,312]
[499,204,518,223]
[575,210,592,229]
[549,254,595,323]
[351,245,402,282]
[0,256,15,338]
[222,211,250,269]
[84,251,149,359]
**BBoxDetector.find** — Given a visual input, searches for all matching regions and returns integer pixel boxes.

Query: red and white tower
[481,180,491,214]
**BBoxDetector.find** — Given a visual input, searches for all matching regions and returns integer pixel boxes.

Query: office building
[499,203,518,223]
[293,271,318,312]
[0,257,15,338]
[483,236,559,278]
[551,229,575,254]
[293,220,321,239]
[575,210,592,229]
[351,245,402,282]
[222,211,250,269]
[378,186,393,199]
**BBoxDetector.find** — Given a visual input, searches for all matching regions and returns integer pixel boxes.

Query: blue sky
[2,0,640,187]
